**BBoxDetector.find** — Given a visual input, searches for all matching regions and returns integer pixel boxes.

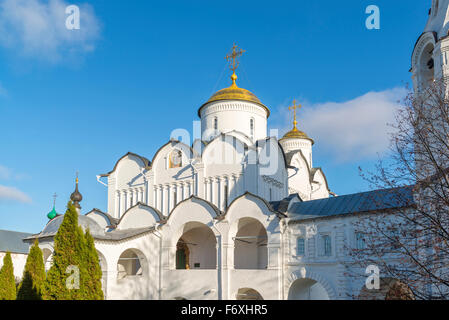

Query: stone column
[176,184,182,205]
[126,190,132,210]
[213,177,219,208]
[132,189,138,206]
[115,191,120,219]
[120,191,127,217]
[163,185,168,215]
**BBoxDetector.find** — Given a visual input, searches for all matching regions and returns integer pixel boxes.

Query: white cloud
[0,0,101,62]
[280,88,408,162]
[0,185,32,203]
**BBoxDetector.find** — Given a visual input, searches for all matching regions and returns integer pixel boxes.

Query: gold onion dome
[198,44,270,117]
[199,73,270,117]
[281,127,314,144]
[280,99,314,145]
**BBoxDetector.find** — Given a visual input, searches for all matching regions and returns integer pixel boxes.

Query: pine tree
[0,252,17,300]
[17,239,46,300]
[43,201,88,300]
[83,230,104,300]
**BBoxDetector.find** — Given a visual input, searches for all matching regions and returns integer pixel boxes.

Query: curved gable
[225,192,282,224]
[85,209,114,229]
[117,203,164,230]
[202,133,248,175]
[167,196,221,227]
[310,168,330,200]
[150,140,197,183]
[100,152,150,177]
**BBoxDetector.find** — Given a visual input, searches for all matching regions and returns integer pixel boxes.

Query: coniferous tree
[17,240,46,300]
[83,230,104,300]
[43,201,88,300]
[0,252,16,300]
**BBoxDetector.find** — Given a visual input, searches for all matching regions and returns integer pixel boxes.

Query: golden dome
[280,99,314,144]
[198,73,270,118]
[280,127,314,144]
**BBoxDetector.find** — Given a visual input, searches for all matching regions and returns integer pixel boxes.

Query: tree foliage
[17,239,46,300]
[43,201,88,300]
[42,201,104,300]
[0,252,16,300]
[83,229,104,300]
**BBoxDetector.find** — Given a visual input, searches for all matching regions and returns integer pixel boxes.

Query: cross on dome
[225,43,246,86]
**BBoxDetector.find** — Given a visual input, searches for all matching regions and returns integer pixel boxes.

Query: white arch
[286,269,337,300]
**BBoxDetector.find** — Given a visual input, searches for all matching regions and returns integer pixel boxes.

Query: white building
[16,0,447,300]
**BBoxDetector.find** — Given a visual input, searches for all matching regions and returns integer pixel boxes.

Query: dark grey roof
[288,186,414,221]
[24,214,157,242]
[270,194,302,213]
[24,214,104,242]
[0,230,32,254]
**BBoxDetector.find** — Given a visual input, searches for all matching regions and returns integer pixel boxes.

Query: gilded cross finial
[75,171,79,184]
[288,99,302,130]
[225,43,245,86]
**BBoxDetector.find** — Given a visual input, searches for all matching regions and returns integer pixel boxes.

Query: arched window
[169,150,182,168]
[117,249,145,279]
[419,43,435,89]
[214,117,218,130]
[250,118,254,138]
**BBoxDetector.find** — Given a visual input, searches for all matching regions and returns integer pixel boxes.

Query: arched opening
[234,218,268,269]
[42,248,52,272]
[358,278,414,300]
[117,249,146,280]
[288,278,330,300]
[175,222,217,270]
[97,250,107,298]
[236,288,264,300]
[419,43,435,89]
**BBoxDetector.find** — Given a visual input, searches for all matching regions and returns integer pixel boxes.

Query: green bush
[17,239,46,300]
[0,252,16,300]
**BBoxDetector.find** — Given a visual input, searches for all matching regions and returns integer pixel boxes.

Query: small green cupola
[47,192,58,220]
[47,206,58,220]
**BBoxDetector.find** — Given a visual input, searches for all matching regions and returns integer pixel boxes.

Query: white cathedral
[7,0,446,300]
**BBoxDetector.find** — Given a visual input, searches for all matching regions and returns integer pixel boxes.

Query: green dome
[47,206,58,220]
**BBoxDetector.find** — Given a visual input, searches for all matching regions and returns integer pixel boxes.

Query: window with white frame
[355,232,366,249]
[296,237,305,256]
[319,234,332,257]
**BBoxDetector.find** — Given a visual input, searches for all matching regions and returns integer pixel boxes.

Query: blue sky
[0,0,429,233]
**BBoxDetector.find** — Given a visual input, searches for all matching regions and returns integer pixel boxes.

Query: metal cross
[225,43,246,73]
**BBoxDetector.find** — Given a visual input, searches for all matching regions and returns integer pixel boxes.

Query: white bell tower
[412,0,449,92]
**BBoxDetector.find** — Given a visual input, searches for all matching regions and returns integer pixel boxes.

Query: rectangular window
[297,238,305,256]
[356,232,366,249]
[322,235,332,256]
